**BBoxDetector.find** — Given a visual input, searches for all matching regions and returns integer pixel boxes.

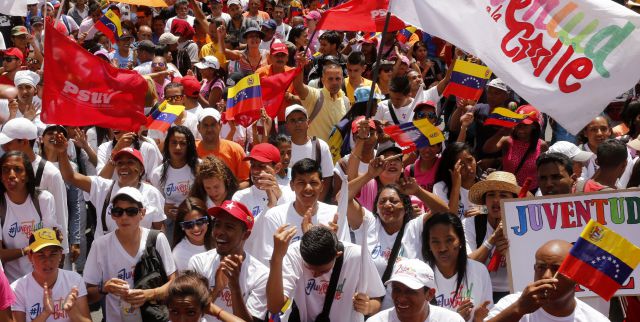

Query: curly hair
[190,156,238,202]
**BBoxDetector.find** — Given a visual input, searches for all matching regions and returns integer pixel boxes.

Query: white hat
[227,0,242,6]
[195,56,220,70]
[385,258,436,290]
[548,141,594,163]
[285,104,308,119]
[158,32,179,45]
[487,78,508,92]
[0,118,38,145]
[198,108,221,123]
[14,70,40,88]
[111,186,144,203]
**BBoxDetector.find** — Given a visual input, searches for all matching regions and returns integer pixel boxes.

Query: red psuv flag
[41,23,147,131]
[315,0,406,32]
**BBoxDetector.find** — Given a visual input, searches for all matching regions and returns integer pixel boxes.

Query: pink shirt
[0,267,14,310]
[403,157,441,192]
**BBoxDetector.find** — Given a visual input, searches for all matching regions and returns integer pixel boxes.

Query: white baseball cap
[111,186,144,203]
[195,56,220,70]
[285,104,308,119]
[548,141,593,163]
[198,108,221,123]
[385,258,436,290]
[0,118,38,145]
[487,78,508,92]
[158,32,179,45]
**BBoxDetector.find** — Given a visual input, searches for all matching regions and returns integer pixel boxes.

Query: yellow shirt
[301,87,348,142]
[199,41,227,68]
[344,77,381,105]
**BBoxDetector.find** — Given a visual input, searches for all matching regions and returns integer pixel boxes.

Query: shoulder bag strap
[388,102,401,125]
[31,191,42,220]
[35,158,46,188]
[0,194,5,228]
[100,183,116,234]
[474,214,488,250]
[381,220,407,284]
[313,136,321,166]
[317,242,345,319]
[308,92,325,123]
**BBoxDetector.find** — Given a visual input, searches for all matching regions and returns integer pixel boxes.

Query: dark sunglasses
[151,62,166,68]
[180,216,209,230]
[415,111,437,120]
[3,57,20,63]
[111,207,140,217]
[166,95,184,102]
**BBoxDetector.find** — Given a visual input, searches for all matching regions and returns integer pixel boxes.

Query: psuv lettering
[62,81,121,105]
[370,9,387,20]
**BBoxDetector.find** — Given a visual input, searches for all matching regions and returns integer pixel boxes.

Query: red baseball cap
[270,42,288,56]
[414,100,436,111]
[112,147,144,166]
[208,200,254,231]
[351,116,376,135]
[2,48,24,63]
[244,143,281,163]
[516,105,542,125]
[177,75,201,97]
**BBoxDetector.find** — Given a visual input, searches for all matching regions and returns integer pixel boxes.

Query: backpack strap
[34,158,46,188]
[146,229,160,249]
[308,91,325,123]
[474,214,488,250]
[316,241,345,320]
[100,183,116,234]
[31,191,42,220]
[388,102,401,125]
[381,220,408,284]
[312,136,322,167]
[409,164,415,178]
[0,192,41,228]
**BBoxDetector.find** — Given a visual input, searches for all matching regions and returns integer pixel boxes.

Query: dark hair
[577,116,612,145]
[0,151,37,201]
[421,212,468,302]
[318,31,341,47]
[389,76,411,95]
[39,125,68,158]
[112,194,144,208]
[536,152,573,176]
[622,100,640,139]
[164,82,183,94]
[373,185,414,226]
[411,41,428,59]
[347,51,365,66]
[511,121,542,175]
[269,134,292,147]
[172,197,214,249]
[434,142,476,200]
[291,158,322,181]
[155,44,170,57]
[190,156,238,201]
[167,270,210,312]
[88,2,100,14]
[160,126,198,190]
[287,25,307,47]
[300,226,338,266]
[596,139,627,169]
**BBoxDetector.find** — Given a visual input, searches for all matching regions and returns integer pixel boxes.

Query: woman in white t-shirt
[433,142,481,220]
[171,198,214,271]
[150,126,199,243]
[0,151,58,282]
[190,156,238,208]
[11,227,91,322]
[422,212,493,322]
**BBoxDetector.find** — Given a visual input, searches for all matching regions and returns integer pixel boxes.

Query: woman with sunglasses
[224,27,269,76]
[190,156,238,208]
[84,187,176,322]
[171,197,214,271]
[403,101,443,193]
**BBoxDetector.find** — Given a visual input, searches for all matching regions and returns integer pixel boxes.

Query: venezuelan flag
[146,101,185,132]
[442,59,492,101]
[226,74,262,123]
[396,26,417,44]
[94,9,123,44]
[484,107,528,128]
[383,118,444,150]
[290,0,303,17]
[558,220,640,301]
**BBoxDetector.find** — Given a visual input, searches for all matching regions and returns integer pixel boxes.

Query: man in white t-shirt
[375,75,414,125]
[486,240,610,322]
[244,158,338,265]
[368,258,465,322]
[164,0,196,32]
[232,143,294,218]
[268,226,386,321]
[285,104,334,202]
[189,200,268,321]
[0,70,46,132]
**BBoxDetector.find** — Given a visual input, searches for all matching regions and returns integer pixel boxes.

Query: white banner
[0,0,38,17]
[500,190,640,297]
[390,0,640,134]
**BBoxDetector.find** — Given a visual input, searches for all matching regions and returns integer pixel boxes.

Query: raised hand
[220,254,244,290]
[273,224,297,259]
[301,207,314,234]
[63,286,80,311]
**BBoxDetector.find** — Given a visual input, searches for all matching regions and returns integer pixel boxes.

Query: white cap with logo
[384,258,437,290]
[285,104,308,119]
[0,118,38,145]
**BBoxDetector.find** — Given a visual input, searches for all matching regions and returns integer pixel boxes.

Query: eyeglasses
[111,207,141,217]
[415,111,437,120]
[151,62,166,68]
[2,57,19,63]
[166,95,184,102]
[180,216,209,230]
[533,263,561,274]
[287,118,307,125]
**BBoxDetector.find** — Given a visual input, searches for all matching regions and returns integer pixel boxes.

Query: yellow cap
[28,228,62,253]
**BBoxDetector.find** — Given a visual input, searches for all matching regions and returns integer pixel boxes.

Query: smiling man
[188,200,268,322]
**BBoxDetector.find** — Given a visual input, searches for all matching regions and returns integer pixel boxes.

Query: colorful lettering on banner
[501,190,640,297]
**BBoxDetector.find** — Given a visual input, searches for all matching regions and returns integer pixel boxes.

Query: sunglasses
[3,57,20,63]
[180,216,209,230]
[151,62,166,68]
[111,207,140,217]
[166,95,184,102]
[415,111,437,120]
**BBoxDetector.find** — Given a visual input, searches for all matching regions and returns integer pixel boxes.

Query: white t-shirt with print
[433,181,476,220]
[367,304,465,322]
[83,176,166,237]
[83,228,176,322]
[400,213,427,261]
[172,238,206,272]
[231,185,295,218]
[244,201,337,265]
[290,138,335,178]
[149,164,196,207]
[0,191,58,282]
[282,241,386,322]
[11,269,88,322]
[487,293,610,322]
[433,259,493,321]
[375,98,415,125]
[188,249,268,321]
[96,139,162,181]
[462,217,508,292]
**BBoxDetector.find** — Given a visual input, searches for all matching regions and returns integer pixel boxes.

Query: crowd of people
[0,0,639,321]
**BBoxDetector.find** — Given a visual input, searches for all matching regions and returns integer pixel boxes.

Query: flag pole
[365,12,391,118]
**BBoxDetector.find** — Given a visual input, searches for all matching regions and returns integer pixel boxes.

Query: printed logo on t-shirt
[435,282,473,309]
[8,220,43,238]
[251,205,262,217]
[292,235,301,243]
[304,278,346,300]
[30,299,68,320]
[117,267,135,281]
[218,288,247,307]
[165,180,191,197]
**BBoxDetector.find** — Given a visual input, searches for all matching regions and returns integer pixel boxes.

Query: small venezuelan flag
[383,118,444,150]
[557,220,640,301]
[290,0,303,17]
[484,107,528,128]
[225,74,263,126]
[147,101,185,132]
[396,26,417,44]
[94,9,123,44]
[442,59,492,101]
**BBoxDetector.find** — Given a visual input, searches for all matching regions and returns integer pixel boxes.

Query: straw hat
[469,171,522,205]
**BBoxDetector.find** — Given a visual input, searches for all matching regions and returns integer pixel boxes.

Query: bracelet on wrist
[214,307,223,318]
[482,240,494,250]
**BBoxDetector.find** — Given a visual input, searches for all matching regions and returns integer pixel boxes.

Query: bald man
[486,240,610,322]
